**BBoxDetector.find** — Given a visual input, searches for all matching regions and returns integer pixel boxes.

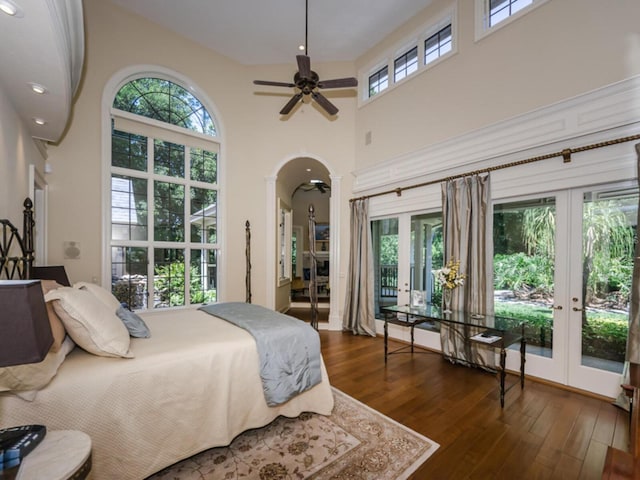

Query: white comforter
[0,308,334,479]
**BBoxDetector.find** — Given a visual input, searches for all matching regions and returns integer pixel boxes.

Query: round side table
[16,430,91,480]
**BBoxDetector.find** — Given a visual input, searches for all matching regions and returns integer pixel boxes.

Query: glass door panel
[493,197,556,359]
[410,212,443,305]
[372,218,399,318]
[576,187,636,373]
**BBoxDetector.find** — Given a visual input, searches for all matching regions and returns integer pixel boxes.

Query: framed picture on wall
[315,224,330,241]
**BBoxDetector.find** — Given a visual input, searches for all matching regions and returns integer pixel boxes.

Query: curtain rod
[350,133,640,203]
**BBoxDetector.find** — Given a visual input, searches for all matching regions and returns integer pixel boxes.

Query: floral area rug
[148,388,439,479]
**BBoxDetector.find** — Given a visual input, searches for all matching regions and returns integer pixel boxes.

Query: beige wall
[44,0,356,308]
[354,0,640,170]
[0,86,46,226]
[8,0,639,313]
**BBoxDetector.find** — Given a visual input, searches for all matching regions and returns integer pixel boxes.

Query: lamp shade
[0,280,53,367]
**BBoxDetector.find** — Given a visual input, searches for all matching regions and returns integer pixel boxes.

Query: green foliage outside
[114,77,216,136]
[493,253,553,294]
[379,234,398,265]
[111,78,219,310]
[493,198,636,362]
[154,261,216,307]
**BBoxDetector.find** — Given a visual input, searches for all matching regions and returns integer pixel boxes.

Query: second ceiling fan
[253,0,358,116]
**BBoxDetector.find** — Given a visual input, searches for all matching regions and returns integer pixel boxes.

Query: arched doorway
[266,156,342,330]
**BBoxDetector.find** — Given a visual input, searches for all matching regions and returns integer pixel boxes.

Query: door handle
[572,307,583,312]
[552,305,563,310]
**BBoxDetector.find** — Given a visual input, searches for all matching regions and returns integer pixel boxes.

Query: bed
[0,199,334,479]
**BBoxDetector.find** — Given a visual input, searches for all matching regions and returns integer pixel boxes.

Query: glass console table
[380,304,526,407]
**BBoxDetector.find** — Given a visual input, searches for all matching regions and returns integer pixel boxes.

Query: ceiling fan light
[298,44,305,51]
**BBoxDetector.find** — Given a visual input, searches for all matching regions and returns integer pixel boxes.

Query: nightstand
[16,430,91,480]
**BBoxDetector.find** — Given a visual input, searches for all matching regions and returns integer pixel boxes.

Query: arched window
[109,76,219,310]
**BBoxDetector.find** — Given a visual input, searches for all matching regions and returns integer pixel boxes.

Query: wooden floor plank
[300,325,630,479]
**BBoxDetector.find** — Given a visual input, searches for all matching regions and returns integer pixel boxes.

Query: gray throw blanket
[198,302,322,406]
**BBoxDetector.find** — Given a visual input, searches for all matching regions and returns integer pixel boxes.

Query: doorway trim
[265,155,342,330]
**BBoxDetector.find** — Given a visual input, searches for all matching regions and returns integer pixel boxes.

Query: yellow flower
[434,259,465,290]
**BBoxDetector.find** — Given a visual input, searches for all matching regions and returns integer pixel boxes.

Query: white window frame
[368,64,390,99]
[109,113,220,310]
[358,4,457,107]
[423,22,453,67]
[475,0,550,41]
[393,44,419,84]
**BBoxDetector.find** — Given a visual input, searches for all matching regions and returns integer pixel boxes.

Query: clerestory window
[394,46,418,83]
[424,25,452,65]
[109,77,219,310]
[369,66,389,98]
[476,0,549,39]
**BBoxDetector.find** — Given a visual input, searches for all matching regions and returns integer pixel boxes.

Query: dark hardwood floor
[288,309,630,479]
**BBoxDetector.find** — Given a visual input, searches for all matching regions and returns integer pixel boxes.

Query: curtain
[615,143,640,409]
[343,198,376,336]
[440,173,495,369]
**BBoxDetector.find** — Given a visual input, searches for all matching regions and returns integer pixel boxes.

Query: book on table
[471,332,502,343]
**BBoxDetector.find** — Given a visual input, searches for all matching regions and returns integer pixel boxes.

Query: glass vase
[443,288,453,313]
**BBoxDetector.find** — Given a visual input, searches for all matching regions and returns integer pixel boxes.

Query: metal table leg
[384,318,389,363]
[500,346,507,408]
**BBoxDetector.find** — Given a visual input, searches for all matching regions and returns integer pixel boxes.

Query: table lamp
[0,280,53,366]
[0,280,53,475]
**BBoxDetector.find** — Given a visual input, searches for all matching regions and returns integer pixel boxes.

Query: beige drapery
[440,174,495,369]
[343,198,376,336]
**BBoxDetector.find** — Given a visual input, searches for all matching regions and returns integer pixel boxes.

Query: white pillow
[45,287,134,358]
[73,281,121,312]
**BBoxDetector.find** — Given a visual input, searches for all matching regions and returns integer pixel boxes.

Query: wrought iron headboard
[0,198,35,280]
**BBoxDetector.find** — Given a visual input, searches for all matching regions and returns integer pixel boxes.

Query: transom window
[369,66,389,98]
[489,0,533,26]
[361,9,456,103]
[110,77,219,310]
[425,25,452,65]
[476,0,549,39]
[394,46,418,83]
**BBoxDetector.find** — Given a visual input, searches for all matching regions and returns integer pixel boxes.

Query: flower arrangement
[434,259,465,290]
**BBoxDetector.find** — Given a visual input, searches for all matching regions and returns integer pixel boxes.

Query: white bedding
[0,308,334,479]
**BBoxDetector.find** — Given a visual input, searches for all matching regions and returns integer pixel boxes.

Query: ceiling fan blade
[312,91,338,116]
[254,80,296,88]
[280,93,303,115]
[318,77,358,89]
[297,55,311,78]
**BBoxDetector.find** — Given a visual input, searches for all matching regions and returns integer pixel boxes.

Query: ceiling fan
[253,0,358,116]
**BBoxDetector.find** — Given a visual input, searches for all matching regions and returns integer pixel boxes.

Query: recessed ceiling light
[33,118,47,126]
[306,168,311,172]
[29,83,48,95]
[0,0,22,17]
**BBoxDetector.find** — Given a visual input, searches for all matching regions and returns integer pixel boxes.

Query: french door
[495,181,637,397]
[371,211,443,318]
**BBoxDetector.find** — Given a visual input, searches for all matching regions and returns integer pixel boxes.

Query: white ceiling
[109,0,433,65]
[0,0,84,142]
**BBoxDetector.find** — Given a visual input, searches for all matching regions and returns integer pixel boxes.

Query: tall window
[369,66,389,98]
[394,46,418,82]
[110,77,219,310]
